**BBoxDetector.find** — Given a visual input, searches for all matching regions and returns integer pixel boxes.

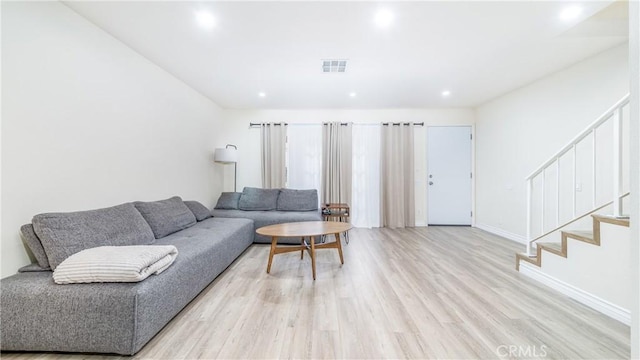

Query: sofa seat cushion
[134,197,196,239]
[32,203,155,270]
[211,209,322,244]
[156,217,253,249]
[277,189,318,211]
[238,187,279,211]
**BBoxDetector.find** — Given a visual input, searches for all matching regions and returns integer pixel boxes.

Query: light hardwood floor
[2,227,629,359]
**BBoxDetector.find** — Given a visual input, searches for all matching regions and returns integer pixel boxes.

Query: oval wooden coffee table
[256,221,352,280]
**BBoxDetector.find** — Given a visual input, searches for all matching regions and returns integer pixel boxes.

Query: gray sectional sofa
[1,189,321,355]
[212,187,323,244]
[1,197,254,355]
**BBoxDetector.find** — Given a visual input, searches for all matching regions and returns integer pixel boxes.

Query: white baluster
[592,129,596,208]
[572,144,576,218]
[541,169,545,235]
[526,178,532,256]
[556,158,560,227]
[613,108,622,217]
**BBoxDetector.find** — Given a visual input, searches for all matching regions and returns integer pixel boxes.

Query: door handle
[429,181,434,185]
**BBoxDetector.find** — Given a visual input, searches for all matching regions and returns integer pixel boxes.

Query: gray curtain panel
[381,123,415,228]
[322,122,353,205]
[260,123,287,188]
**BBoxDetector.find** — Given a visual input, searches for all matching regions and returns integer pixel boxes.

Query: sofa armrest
[1,272,138,355]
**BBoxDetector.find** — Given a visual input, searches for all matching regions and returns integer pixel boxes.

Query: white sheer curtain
[286,125,322,194]
[351,125,381,228]
[381,123,415,228]
[260,123,287,188]
[322,123,352,204]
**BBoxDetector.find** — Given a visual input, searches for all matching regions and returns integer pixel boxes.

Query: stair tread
[564,230,592,236]
[539,242,562,251]
[562,230,597,245]
[516,252,538,264]
[538,242,566,257]
[592,214,630,227]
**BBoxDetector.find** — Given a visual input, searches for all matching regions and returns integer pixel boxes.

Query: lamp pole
[226,144,238,192]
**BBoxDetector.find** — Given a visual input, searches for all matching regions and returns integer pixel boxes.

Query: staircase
[516,214,629,271]
[516,93,630,265]
[516,94,629,270]
[514,93,632,322]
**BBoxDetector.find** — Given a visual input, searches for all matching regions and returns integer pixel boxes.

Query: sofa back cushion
[184,200,212,221]
[214,192,241,210]
[134,196,196,239]
[238,187,280,211]
[20,224,51,269]
[277,189,319,211]
[32,203,155,270]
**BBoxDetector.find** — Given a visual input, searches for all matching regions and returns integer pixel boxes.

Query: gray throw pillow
[20,224,50,269]
[215,192,241,209]
[184,200,212,221]
[18,263,51,273]
[238,187,280,211]
[32,203,155,270]
[277,189,319,211]
[134,196,196,239]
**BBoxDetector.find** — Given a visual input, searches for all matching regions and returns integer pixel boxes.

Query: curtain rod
[249,122,424,128]
[382,122,424,126]
[249,123,288,128]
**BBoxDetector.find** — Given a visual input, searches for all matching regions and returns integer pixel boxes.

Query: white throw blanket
[53,245,178,284]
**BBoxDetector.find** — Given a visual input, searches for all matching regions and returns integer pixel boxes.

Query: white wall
[628,0,639,355]
[1,2,225,277]
[219,109,475,226]
[475,44,629,241]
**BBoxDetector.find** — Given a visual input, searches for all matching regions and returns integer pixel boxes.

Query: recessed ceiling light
[258,92,266,97]
[559,5,582,21]
[349,92,357,97]
[374,9,394,28]
[195,11,215,29]
[441,90,451,97]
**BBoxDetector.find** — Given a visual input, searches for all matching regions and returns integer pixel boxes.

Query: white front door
[427,126,472,225]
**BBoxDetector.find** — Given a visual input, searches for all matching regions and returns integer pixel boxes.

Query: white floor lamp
[214,144,238,192]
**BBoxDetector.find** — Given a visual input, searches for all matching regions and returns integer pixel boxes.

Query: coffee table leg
[300,237,305,259]
[334,232,344,264]
[267,236,277,274]
[310,236,316,280]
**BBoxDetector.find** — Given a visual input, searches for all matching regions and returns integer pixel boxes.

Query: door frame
[425,125,475,227]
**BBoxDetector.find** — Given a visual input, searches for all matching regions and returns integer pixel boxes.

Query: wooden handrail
[526,94,630,181]
[529,191,630,244]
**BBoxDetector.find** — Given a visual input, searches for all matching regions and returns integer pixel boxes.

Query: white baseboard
[519,262,631,325]
[475,223,527,244]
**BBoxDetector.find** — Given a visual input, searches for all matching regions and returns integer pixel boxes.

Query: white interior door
[427,126,472,225]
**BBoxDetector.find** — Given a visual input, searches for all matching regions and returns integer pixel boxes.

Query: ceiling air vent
[322,59,347,73]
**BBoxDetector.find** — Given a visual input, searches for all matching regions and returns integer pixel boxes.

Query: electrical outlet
[575,182,582,192]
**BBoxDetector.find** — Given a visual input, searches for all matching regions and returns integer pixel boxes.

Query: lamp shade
[214,148,238,163]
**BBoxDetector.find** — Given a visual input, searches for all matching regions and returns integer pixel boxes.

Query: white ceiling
[64,1,627,109]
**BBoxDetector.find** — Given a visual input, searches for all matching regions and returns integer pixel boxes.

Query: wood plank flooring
[2,227,630,359]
